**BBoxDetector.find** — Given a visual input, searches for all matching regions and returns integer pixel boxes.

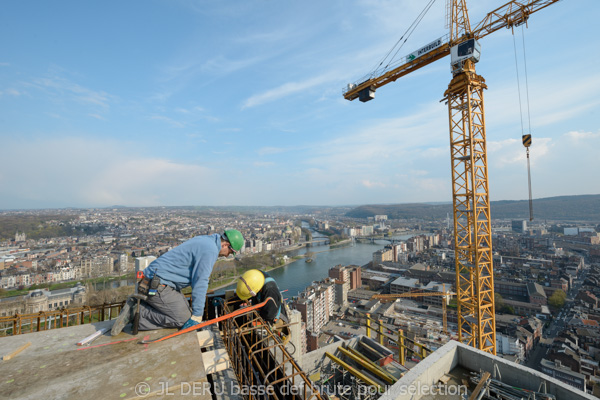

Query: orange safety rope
[140,299,269,344]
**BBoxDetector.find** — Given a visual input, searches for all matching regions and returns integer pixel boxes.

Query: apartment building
[292,280,335,334]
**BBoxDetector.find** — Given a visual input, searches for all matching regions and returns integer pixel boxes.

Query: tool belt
[138,275,161,296]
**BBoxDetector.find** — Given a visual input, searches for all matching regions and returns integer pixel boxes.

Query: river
[240,224,413,298]
[95,225,413,296]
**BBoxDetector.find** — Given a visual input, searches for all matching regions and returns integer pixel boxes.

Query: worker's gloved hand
[181,315,203,330]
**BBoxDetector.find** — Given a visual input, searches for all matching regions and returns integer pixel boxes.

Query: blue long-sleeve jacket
[144,234,221,317]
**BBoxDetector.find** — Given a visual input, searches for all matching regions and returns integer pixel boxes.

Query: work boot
[111,297,136,336]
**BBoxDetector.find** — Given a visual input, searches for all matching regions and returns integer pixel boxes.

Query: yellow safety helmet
[237,269,265,300]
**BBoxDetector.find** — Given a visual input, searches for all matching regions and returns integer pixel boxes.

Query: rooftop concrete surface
[0,320,212,400]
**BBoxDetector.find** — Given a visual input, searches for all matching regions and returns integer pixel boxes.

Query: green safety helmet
[223,229,244,252]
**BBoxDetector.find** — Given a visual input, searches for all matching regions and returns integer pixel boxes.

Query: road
[525,340,548,369]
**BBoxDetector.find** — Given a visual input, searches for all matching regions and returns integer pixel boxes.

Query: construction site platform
[0,320,229,399]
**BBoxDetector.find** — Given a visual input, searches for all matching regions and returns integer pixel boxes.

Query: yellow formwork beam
[346,347,398,382]
[325,352,384,392]
[343,346,397,384]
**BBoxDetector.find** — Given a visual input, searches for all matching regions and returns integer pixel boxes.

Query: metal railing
[0,301,126,336]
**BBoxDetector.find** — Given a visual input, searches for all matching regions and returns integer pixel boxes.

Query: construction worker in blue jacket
[111,229,244,335]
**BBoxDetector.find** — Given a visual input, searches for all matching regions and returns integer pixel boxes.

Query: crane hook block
[522,134,532,148]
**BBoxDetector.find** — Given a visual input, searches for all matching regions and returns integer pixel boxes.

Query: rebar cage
[220,299,324,400]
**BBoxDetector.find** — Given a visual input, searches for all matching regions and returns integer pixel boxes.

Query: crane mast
[343,0,562,355]
[446,0,496,354]
[445,59,496,353]
[449,0,471,43]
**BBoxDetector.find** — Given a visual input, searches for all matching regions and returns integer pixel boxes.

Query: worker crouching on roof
[234,269,288,325]
[111,229,244,335]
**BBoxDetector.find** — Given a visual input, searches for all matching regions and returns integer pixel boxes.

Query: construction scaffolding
[220,298,324,400]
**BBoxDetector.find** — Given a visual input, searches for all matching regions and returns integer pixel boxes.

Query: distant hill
[0,214,79,240]
[345,194,600,222]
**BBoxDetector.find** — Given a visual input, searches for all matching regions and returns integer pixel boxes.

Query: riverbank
[329,238,352,248]
[207,252,306,292]
[207,239,358,292]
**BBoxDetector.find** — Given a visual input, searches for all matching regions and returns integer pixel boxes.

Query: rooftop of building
[527,282,547,298]
[541,358,587,379]
[390,277,419,288]
[0,300,308,400]
[382,341,594,400]
[0,320,225,400]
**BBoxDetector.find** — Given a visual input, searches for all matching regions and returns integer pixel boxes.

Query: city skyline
[1,0,599,210]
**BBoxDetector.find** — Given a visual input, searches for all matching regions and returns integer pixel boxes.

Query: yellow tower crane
[344,0,562,354]
[372,290,455,334]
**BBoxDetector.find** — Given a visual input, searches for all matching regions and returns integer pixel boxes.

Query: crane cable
[368,0,438,79]
[512,25,534,221]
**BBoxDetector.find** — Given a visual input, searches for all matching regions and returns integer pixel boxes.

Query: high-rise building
[372,248,393,264]
[512,220,528,233]
[349,267,361,289]
[328,264,348,283]
[119,254,129,272]
[292,281,335,334]
[334,280,347,306]
[135,256,157,273]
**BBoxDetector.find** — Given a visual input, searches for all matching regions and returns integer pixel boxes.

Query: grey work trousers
[138,285,192,330]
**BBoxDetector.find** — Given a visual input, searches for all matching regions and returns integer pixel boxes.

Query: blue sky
[1,0,599,209]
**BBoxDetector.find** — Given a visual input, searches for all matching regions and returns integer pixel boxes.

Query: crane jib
[407,37,444,61]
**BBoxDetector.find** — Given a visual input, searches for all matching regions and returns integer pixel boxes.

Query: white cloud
[253,161,275,167]
[233,25,298,45]
[186,133,207,142]
[0,137,218,209]
[304,101,448,172]
[242,73,336,109]
[489,137,552,168]
[149,115,185,128]
[484,62,600,134]
[31,75,112,109]
[200,55,263,76]
[409,169,429,177]
[362,180,385,188]
[85,159,211,206]
[154,54,264,102]
[1,88,21,96]
[173,106,219,123]
[257,147,288,156]
[566,130,600,142]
